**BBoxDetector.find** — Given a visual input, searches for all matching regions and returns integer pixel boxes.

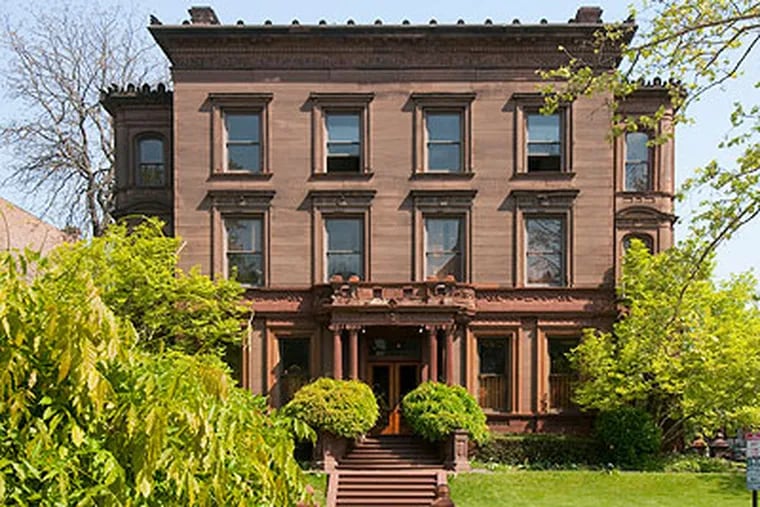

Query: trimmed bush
[595,406,662,469]
[474,434,603,468]
[283,378,378,439]
[401,382,489,444]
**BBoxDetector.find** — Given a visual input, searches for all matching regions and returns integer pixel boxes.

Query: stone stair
[327,435,447,506]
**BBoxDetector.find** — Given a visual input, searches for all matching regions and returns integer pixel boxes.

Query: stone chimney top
[575,6,603,23]
[188,6,220,25]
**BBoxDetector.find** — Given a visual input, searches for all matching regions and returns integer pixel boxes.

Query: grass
[303,472,327,505]
[449,470,748,507]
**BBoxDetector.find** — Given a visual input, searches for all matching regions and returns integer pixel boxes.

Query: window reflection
[325,217,364,280]
[526,216,565,286]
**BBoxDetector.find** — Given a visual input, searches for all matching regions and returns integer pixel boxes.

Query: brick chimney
[575,6,603,23]
[188,6,220,25]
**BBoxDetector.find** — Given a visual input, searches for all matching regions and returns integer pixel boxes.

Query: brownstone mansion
[102,5,675,434]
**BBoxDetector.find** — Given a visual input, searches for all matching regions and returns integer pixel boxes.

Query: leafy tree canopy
[571,240,760,448]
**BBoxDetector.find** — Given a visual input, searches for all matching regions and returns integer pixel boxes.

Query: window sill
[208,172,273,182]
[512,171,575,181]
[410,171,475,181]
[618,190,672,198]
[309,172,374,181]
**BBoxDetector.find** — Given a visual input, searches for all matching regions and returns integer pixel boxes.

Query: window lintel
[308,189,376,212]
[208,190,275,213]
[510,189,579,210]
[410,189,477,211]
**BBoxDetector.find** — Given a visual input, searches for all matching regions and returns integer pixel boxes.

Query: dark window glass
[325,217,364,280]
[527,113,561,171]
[623,234,654,254]
[279,338,310,403]
[478,338,508,411]
[425,217,463,281]
[225,113,261,172]
[326,113,361,172]
[526,216,565,286]
[625,132,651,191]
[549,337,579,411]
[137,138,166,187]
[225,217,264,286]
[426,112,462,172]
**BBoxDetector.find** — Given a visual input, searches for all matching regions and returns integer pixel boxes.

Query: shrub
[401,382,489,444]
[283,378,378,439]
[662,454,742,473]
[474,434,603,468]
[595,406,662,469]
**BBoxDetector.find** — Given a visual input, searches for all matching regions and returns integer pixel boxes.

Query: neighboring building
[0,197,75,255]
[103,6,676,433]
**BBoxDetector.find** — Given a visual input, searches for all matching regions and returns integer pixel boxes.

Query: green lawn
[449,471,748,507]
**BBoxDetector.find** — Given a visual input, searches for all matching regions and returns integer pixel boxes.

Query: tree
[0,243,313,505]
[542,1,760,279]
[0,1,166,236]
[570,239,760,449]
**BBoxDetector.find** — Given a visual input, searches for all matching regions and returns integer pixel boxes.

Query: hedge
[473,434,604,468]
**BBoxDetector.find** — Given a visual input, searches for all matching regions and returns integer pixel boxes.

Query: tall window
[325,217,364,281]
[425,217,463,280]
[527,113,561,171]
[548,337,578,412]
[136,137,165,187]
[225,113,261,172]
[425,112,462,172]
[279,338,310,404]
[526,216,566,286]
[478,338,509,412]
[625,132,651,191]
[224,217,264,286]
[326,112,361,173]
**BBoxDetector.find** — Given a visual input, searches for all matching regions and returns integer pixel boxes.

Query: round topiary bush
[595,406,662,469]
[401,382,489,444]
[283,378,378,439]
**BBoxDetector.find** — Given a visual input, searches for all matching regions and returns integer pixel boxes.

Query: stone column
[348,328,359,380]
[445,327,454,385]
[333,328,343,379]
[428,327,438,382]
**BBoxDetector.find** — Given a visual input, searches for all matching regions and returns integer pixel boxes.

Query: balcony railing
[478,374,507,412]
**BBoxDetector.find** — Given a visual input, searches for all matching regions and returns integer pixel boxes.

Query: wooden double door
[369,362,420,434]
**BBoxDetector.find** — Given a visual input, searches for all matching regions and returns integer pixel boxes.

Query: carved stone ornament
[208,190,275,212]
[409,189,478,211]
[308,189,376,212]
[509,189,579,210]
[616,206,676,228]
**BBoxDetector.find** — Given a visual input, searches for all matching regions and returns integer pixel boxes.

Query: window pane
[227,144,261,172]
[139,139,164,164]
[526,217,563,254]
[138,164,166,187]
[326,113,360,142]
[226,114,260,142]
[426,113,461,141]
[327,142,361,157]
[549,339,578,374]
[625,132,649,162]
[326,218,362,251]
[625,162,650,191]
[280,338,310,375]
[327,253,363,280]
[478,339,506,375]
[527,253,563,285]
[225,218,262,252]
[425,218,462,252]
[528,142,561,157]
[527,114,560,142]
[227,252,263,286]
[425,253,462,280]
[427,143,461,171]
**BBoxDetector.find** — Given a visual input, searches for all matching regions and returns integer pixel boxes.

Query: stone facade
[104,6,676,433]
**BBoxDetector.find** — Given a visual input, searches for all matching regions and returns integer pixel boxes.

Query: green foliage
[662,454,742,474]
[473,434,602,469]
[571,240,760,448]
[283,378,379,439]
[49,218,249,354]
[541,1,760,282]
[0,249,311,505]
[595,407,662,470]
[401,382,489,444]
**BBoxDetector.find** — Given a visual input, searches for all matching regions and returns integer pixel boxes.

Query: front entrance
[369,362,419,434]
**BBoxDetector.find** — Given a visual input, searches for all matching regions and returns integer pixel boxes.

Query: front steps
[326,435,447,507]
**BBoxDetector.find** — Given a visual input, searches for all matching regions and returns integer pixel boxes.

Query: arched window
[623,234,654,254]
[624,132,651,192]
[136,137,166,187]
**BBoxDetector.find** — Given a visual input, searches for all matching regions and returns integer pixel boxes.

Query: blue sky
[1,1,757,280]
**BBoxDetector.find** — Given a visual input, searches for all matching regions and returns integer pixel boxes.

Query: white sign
[748,432,760,491]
